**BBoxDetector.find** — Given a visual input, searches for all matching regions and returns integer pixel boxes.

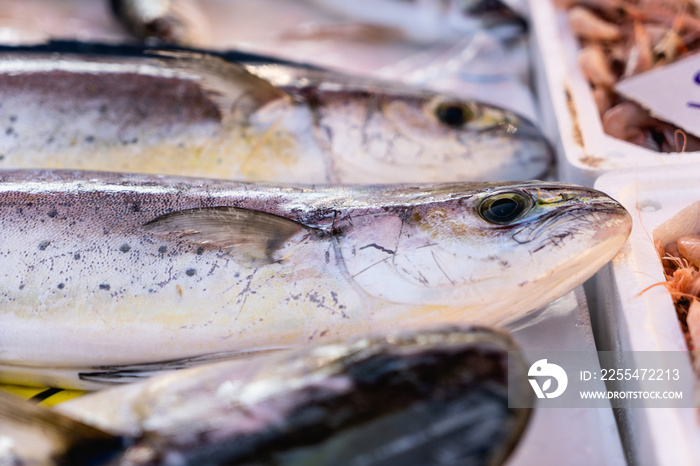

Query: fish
[109,0,211,46]
[294,0,528,44]
[107,0,527,46]
[0,326,534,466]
[0,170,632,389]
[0,47,553,183]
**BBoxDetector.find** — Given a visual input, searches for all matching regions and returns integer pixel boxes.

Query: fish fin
[150,50,291,117]
[78,347,290,385]
[0,389,123,464]
[142,206,319,263]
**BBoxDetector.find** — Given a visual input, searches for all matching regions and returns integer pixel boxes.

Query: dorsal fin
[142,206,322,264]
[0,390,123,464]
[150,50,292,117]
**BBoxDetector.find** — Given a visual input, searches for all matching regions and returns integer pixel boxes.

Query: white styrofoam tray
[506,287,625,466]
[594,165,700,466]
[529,0,700,187]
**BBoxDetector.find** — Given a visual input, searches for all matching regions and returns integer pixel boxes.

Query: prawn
[642,238,700,350]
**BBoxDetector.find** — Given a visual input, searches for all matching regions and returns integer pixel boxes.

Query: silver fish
[107,0,526,46]
[297,0,528,44]
[0,50,552,183]
[0,326,534,466]
[0,170,631,389]
[109,0,211,46]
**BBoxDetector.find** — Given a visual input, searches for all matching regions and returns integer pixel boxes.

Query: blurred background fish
[0,0,539,124]
[0,326,534,466]
[108,0,527,46]
[284,0,528,44]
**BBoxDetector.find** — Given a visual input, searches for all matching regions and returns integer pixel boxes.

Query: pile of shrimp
[654,235,700,351]
[557,0,700,152]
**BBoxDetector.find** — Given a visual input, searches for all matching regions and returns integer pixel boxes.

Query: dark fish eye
[435,102,475,128]
[479,192,533,224]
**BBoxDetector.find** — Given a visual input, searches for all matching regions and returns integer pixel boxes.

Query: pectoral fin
[142,206,321,263]
[151,50,292,117]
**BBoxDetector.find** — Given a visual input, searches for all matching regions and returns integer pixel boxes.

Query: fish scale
[0,50,553,183]
[0,170,631,389]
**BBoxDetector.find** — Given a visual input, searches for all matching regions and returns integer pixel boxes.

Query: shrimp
[676,235,700,267]
[568,6,623,41]
[623,21,653,77]
[601,102,700,152]
[578,43,617,88]
[564,0,700,152]
[645,238,700,350]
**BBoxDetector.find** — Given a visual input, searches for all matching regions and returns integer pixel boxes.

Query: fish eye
[478,192,533,224]
[435,102,476,128]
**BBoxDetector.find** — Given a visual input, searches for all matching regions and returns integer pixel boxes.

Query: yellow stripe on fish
[0,384,86,407]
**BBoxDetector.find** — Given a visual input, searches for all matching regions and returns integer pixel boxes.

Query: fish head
[315,91,553,182]
[335,182,632,325]
[454,0,528,41]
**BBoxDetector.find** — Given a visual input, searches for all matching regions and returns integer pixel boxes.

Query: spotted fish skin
[0,51,553,183]
[0,170,630,388]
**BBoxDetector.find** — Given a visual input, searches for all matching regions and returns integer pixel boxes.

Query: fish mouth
[469,107,550,145]
[511,197,631,247]
[492,112,550,142]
